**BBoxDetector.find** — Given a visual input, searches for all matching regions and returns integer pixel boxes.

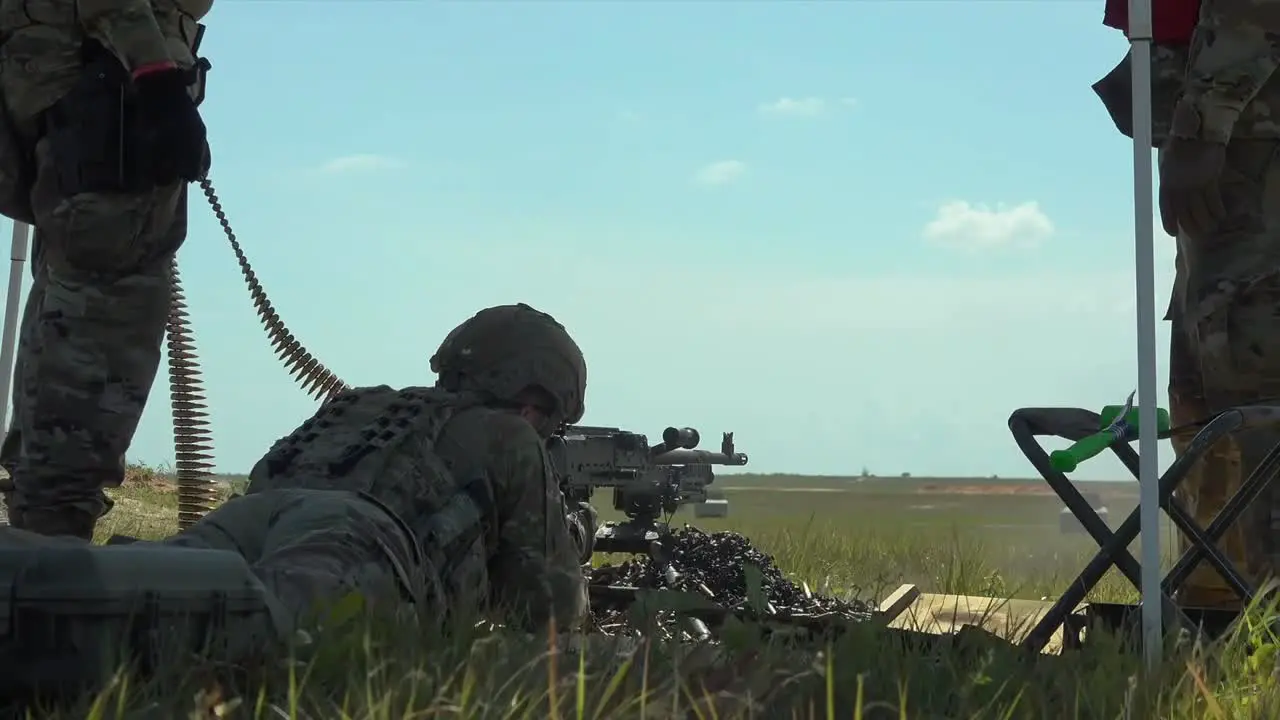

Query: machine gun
[547,425,750,641]
[548,427,869,643]
[548,424,748,556]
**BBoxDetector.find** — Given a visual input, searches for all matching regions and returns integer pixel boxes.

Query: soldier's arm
[485,415,588,632]
[74,0,175,77]
[1177,0,1280,143]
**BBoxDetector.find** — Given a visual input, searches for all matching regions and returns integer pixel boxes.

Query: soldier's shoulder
[442,406,546,464]
[447,406,544,445]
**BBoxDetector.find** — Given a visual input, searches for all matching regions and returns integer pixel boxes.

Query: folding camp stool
[1008,405,1280,654]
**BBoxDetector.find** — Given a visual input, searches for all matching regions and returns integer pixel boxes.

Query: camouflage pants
[0,134,187,538]
[163,489,427,630]
[1167,140,1280,608]
[1168,291,1248,608]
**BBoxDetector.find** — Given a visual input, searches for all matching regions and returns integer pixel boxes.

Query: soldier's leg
[162,490,277,557]
[1169,399,1246,607]
[0,234,114,525]
[0,232,47,526]
[1188,140,1280,604]
[9,136,187,539]
[1167,237,1250,608]
[248,490,426,629]
[1196,282,1280,601]
[165,489,427,631]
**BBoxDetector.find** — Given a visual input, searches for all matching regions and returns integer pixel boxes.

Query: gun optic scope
[662,426,700,450]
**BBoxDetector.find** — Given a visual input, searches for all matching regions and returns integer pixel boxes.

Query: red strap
[1103,0,1200,44]
[131,61,177,80]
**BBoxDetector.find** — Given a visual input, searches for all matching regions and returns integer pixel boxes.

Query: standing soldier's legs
[1169,266,1247,608]
[7,136,187,539]
[1197,282,1280,603]
[1184,140,1280,606]
[0,233,114,524]
[0,231,47,525]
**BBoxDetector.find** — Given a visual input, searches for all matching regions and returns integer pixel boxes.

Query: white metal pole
[0,220,30,432]
[1127,0,1163,669]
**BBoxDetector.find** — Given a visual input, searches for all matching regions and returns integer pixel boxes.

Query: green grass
[43,469,1280,718]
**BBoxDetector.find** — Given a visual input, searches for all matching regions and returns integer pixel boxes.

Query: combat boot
[15,508,97,541]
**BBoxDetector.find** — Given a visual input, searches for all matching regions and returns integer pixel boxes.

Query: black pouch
[43,43,144,197]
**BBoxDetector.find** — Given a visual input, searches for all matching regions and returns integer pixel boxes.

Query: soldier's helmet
[430,303,587,426]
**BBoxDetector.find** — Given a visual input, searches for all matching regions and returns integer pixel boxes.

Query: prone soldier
[0,0,214,539]
[160,303,596,634]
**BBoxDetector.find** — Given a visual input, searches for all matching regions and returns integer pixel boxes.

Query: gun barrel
[653,449,749,466]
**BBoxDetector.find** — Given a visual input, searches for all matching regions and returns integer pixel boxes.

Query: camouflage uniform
[165,305,592,633]
[0,0,212,539]
[1096,0,1280,607]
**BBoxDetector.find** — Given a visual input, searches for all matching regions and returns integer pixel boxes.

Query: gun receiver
[547,425,748,556]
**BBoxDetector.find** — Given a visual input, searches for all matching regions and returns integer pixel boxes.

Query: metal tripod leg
[1046,468,1245,608]
[1022,492,1188,653]
[1161,437,1280,597]
[1161,498,1255,601]
[1092,421,1251,599]
[1042,453,1167,595]
[1020,411,1245,653]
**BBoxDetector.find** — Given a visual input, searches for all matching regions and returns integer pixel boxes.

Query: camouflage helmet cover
[430,304,587,425]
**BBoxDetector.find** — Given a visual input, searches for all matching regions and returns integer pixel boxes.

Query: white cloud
[923,200,1054,251]
[694,160,747,186]
[758,97,827,117]
[317,154,406,175]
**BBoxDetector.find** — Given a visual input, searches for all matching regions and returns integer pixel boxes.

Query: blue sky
[9,1,1182,480]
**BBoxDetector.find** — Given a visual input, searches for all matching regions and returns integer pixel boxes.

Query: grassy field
[28,468,1280,718]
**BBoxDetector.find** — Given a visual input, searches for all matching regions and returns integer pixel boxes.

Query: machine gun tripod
[550,424,747,551]
[548,424,753,640]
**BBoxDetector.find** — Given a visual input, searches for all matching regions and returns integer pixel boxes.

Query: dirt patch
[108,495,172,522]
[916,484,1056,496]
[123,465,177,492]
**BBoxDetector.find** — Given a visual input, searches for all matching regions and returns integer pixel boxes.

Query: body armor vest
[247,385,484,544]
[247,386,509,616]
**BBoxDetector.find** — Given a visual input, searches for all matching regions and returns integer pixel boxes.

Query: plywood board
[886,593,1084,654]
[876,583,921,623]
